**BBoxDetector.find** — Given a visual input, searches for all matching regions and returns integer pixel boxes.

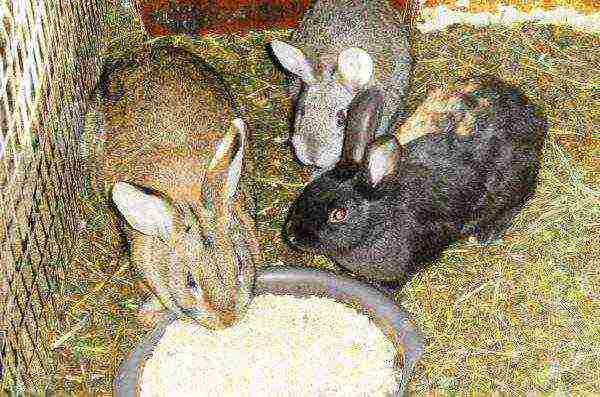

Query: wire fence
[0,0,106,392]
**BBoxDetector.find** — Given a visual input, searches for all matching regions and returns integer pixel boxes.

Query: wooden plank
[134,0,597,37]
[135,0,416,36]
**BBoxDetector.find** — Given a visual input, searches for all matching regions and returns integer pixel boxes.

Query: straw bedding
[49,3,600,395]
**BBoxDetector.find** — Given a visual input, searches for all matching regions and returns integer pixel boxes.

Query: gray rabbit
[270,0,416,173]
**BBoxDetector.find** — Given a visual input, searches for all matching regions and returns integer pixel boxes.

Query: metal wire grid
[0,0,105,392]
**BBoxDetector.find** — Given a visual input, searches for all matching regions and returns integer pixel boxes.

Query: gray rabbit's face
[284,166,376,254]
[292,81,355,169]
[270,40,374,170]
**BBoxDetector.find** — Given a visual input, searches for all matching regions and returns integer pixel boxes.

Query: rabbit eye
[328,207,348,223]
[336,109,347,128]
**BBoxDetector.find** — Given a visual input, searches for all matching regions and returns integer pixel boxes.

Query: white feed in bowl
[140,294,398,396]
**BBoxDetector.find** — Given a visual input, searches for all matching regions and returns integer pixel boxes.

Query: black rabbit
[283,76,548,290]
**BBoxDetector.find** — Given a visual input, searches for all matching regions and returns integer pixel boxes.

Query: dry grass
[50,4,600,395]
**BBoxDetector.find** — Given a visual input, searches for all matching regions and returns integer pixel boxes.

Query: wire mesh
[0,0,106,393]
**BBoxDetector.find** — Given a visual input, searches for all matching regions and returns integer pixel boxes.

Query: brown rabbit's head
[112,119,259,330]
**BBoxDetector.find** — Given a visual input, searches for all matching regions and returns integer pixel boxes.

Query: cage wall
[0,0,106,392]
[1,0,598,394]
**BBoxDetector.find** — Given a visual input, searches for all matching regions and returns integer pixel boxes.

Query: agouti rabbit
[283,76,547,289]
[81,44,261,329]
[269,0,417,172]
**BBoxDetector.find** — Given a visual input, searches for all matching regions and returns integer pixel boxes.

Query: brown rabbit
[81,44,261,330]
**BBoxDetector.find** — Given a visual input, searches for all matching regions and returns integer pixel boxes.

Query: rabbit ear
[342,88,383,165]
[365,135,401,187]
[338,47,374,92]
[207,118,246,202]
[270,40,317,84]
[112,182,173,240]
[226,118,246,201]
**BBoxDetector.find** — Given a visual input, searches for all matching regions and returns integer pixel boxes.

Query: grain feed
[140,293,398,396]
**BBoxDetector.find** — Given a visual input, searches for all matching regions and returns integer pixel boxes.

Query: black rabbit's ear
[365,135,401,187]
[341,88,383,165]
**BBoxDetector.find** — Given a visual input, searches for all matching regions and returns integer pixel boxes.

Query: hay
[51,3,600,395]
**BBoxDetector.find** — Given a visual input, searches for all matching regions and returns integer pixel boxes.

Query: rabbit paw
[136,296,170,328]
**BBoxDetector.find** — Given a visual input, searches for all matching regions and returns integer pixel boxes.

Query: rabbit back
[83,44,259,330]
[93,45,240,196]
[285,76,547,286]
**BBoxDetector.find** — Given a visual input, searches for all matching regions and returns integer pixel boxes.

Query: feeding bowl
[113,266,424,396]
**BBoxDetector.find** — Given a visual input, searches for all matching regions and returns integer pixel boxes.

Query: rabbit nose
[292,135,322,166]
[184,278,238,329]
[285,224,309,252]
[285,224,296,243]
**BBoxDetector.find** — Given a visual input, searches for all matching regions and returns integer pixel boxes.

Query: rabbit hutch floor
[46,3,600,396]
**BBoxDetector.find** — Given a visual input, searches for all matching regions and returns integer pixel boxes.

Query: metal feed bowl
[113,266,424,397]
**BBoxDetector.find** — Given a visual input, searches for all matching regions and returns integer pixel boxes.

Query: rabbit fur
[284,76,547,289]
[81,44,261,329]
[270,0,416,172]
